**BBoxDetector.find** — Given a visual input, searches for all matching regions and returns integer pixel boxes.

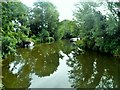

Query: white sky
[47,0,80,21]
[20,0,80,21]
[20,0,119,21]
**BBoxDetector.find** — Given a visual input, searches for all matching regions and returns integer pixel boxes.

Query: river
[2,40,120,89]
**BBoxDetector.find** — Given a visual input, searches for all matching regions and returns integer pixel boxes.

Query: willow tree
[74,1,120,56]
[73,2,100,48]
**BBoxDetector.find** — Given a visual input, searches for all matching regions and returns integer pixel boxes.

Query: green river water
[2,40,120,89]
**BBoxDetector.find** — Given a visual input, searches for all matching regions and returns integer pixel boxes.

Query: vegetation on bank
[74,2,120,56]
[1,1,120,59]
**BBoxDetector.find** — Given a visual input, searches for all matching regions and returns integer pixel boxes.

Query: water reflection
[67,50,119,88]
[2,40,73,88]
[29,56,71,88]
[2,40,120,89]
[96,69,117,88]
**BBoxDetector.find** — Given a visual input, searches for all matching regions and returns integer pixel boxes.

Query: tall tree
[74,1,120,56]
[29,1,59,41]
[74,2,99,48]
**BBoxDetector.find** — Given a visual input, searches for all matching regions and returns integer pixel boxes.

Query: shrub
[45,37,55,43]
[113,46,120,57]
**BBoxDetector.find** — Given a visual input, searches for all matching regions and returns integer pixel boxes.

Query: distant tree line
[1,0,120,59]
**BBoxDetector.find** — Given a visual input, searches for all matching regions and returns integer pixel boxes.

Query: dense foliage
[1,1,77,59]
[56,19,77,40]
[29,1,59,42]
[74,2,120,56]
[1,1,30,59]
[1,1,120,59]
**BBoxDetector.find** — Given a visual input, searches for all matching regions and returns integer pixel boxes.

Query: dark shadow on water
[67,50,119,89]
[2,40,120,89]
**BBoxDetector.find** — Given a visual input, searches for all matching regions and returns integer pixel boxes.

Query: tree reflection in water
[2,40,73,88]
[2,40,119,89]
[67,50,119,88]
[2,54,32,88]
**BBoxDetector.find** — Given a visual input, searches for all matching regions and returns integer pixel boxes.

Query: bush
[36,38,44,43]
[76,40,84,48]
[45,37,55,43]
[2,36,17,59]
[113,46,120,57]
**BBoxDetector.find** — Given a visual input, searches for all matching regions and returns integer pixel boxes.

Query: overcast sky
[20,0,80,21]
[20,0,118,21]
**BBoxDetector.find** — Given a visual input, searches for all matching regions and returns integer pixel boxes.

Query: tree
[74,2,99,48]
[55,19,77,40]
[74,1,120,56]
[1,1,30,59]
[29,1,59,41]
